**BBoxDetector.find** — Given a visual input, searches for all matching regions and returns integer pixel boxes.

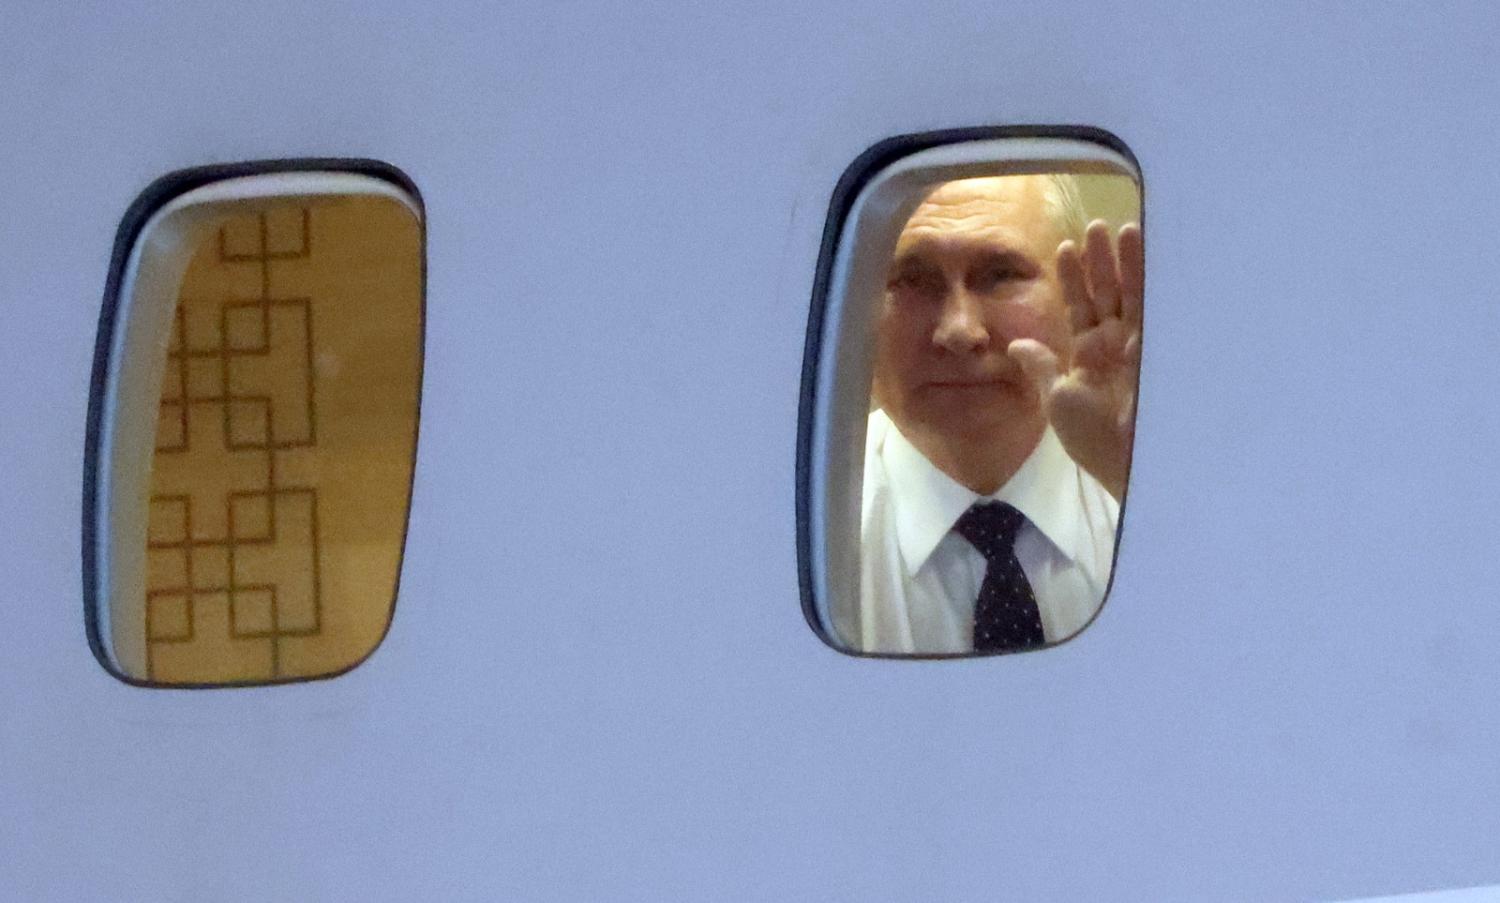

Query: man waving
[859,174,1141,654]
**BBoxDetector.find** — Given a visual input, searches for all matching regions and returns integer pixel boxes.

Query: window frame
[83,158,426,688]
[794,126,1143,659]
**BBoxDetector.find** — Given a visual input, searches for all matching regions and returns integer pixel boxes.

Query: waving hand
[1007,220,1142,502]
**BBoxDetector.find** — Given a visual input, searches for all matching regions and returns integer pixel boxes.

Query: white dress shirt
[857,409,1119,654]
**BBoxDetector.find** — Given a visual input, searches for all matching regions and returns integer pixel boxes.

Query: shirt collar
[880,414,1090,580]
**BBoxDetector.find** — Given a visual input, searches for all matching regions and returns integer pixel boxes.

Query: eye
[887,268,943,299]
[974,260,1028,289]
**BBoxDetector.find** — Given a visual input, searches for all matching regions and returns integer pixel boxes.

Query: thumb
[1006,338,1063,398]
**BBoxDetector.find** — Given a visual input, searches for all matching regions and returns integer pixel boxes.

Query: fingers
[1059,220,1145,340]
[1006,338,1062,398]
[1056,240,1095,333]
[1117,223,1143,326]
[1083,220,1120,324]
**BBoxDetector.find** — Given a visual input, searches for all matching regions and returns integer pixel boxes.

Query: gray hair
[1041,173,1088,248]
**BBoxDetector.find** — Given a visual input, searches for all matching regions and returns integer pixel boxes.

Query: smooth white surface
[2,2,1499,901]
[858,409,1116,653]
[1347,885,1500,903]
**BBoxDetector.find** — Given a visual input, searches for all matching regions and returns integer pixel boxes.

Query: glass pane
[823,161,1142,657]
[130,192,421,684]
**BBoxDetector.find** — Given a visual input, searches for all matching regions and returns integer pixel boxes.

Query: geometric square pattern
[122,187,422,688]
[145,207,324,682]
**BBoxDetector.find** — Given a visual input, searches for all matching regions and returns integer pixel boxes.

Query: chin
[916,396,1039,444]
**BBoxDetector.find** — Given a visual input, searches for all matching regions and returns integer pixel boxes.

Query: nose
[931,288,989,355]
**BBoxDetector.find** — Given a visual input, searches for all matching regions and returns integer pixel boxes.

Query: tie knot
[952,501,1026,561]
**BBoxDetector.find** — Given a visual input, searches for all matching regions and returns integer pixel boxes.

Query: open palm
[1007,220,1142,501]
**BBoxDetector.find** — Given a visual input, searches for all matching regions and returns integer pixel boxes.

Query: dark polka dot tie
[953,501,1045,652]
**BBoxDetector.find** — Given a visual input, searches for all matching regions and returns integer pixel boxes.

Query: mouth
[926,377,1015,391]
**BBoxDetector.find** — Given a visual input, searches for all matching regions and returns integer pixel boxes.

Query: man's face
[872,175,1072,448]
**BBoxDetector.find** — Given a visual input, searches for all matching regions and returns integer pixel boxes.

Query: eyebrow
[889,251,939,273]
[890,244,1038,273]
[971,248,1041,272]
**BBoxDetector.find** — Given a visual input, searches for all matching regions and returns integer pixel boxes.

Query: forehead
[895,175,1056,259]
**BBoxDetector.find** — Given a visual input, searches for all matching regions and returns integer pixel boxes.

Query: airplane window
[798,130,1142,658]
[85,163,423,686]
